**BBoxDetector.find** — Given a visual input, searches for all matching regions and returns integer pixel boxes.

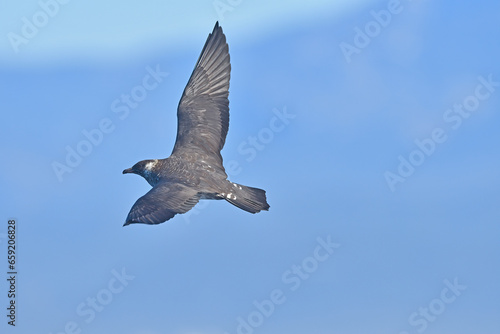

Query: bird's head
[123,159,159,185]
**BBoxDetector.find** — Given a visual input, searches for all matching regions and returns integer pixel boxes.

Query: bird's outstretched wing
[124,182,200,225]
[172,22,230,170]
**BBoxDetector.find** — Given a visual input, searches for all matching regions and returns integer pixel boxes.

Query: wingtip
[123,219,136,226]
[214,21,222,33]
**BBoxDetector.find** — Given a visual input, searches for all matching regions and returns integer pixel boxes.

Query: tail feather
[225,183,270,214]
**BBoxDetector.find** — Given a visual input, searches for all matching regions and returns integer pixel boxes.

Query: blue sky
[1,0,499,333]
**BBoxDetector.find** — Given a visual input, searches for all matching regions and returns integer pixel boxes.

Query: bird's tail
[224,182,270,214]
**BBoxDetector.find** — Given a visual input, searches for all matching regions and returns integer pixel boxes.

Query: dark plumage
[122,22,270,226]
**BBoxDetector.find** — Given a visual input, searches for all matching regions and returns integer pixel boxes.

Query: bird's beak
[123,168,133,174]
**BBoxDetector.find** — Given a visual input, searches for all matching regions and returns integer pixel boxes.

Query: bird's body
[122,22,270,226]
[138,157,228,196]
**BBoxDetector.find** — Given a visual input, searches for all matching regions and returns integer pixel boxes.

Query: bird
[122,22,270,226]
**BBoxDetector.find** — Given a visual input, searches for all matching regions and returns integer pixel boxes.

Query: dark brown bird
[122,22,269,226]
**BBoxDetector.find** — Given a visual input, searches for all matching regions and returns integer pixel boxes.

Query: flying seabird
[122,22,270,226]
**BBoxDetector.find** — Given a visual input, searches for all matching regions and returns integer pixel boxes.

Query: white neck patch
[145,160,157,171]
